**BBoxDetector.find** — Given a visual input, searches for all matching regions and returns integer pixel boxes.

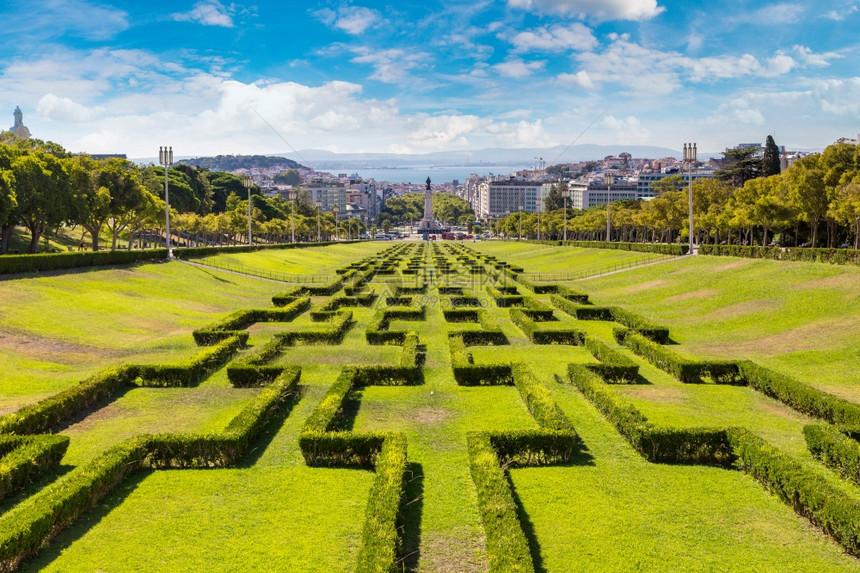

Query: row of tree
[375,192,475,228]
[494,140,860,249]
[0,138,357,254]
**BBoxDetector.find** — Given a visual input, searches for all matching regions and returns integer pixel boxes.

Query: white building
[569,178,639,209]
[301,181,347,216]
[477,179,543,218]
[636,171,714,199]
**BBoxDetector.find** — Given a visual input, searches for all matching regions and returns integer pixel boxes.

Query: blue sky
[0,0,857,159]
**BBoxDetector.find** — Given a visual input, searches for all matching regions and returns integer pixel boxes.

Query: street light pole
[536,195,541,241]
[158,146,173,259]
[332,203,340,241]
[604,173,614,241]
[518,204,523,241]
[561,186,570,242]
[289,189,296,243]
[243,174,254,245]
[683,142,697,255]
[315,200,322,242]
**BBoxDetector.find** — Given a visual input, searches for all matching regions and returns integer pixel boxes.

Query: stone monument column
[423,177,433,223]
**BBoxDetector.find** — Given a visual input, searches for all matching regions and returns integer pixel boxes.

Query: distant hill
[177,154,304,172]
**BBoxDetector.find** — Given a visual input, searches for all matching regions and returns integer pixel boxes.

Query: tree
[716,147,762,187]
[273,169,301,186]
[650,175,685,196]
[13,151,79,253]
[432,193,474,224]
[786,154,830,247]
[830,182,860,249]
[543,183,565,211]
[762,135,781,177]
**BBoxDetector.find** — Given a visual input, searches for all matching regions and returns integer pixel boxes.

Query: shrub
[0,365,137,435]
[804,425,860,487]
[193,298,310,345]
[0,435,70,500]
[567,364,735,465]
[556,286,590,304]
[609,307,669,343]
[729,427,860,556]
[449,335,512,386]
[581,335,639,383]
[699,245,860,266]
[550,295,612,320]
[0,249,166,276]
[547,240,689,256]
[617,331,743,384]
[510,309,583,345]
[132,335,244,387]
[485,285,524,307]
[467,433,535,573]
[511,364,576,433]
[738,362,860,425]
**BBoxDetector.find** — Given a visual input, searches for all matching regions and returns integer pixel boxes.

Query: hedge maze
[2,240,860,570]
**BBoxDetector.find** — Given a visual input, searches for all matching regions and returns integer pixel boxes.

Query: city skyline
[0,0,857,158]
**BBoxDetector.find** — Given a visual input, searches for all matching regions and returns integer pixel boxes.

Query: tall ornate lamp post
[536,195,542,241]
[288,189,296,243]
[158,146,173,259]
[561,186,570,242]
[518,204,523,241]
[315,200,322,242]
[332,203,340,241]
[683,143,697,254]
[243,174,254,245]
[604,173,614,241]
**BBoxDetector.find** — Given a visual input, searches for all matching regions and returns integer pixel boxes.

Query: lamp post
[518,204,523,241]
[158,146,173,259]
[288,189,296,243]
[683,142,697,254]
[332,203,340,241]
[536,195,542,241]
[604,173,614,242]
[315,200,322,242]
[243,175,254,245]
[561,186,570,242]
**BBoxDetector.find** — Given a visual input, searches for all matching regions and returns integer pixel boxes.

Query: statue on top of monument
[9,106,31,139]
[425,177,431,191]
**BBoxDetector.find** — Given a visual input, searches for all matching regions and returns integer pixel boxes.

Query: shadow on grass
[19,468,154,572]
[183,263,238,285]
[237,385,305,468]
[54,385,135,433]
[0,463,76,516]
[398,462,424,573]
[506,472,546,573]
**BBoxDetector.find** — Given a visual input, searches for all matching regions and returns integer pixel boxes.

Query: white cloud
[314,5,381,35]
[750,3,805,24]
[493,58,546,78]
[822,3,859,20]
[36,94,104,122]
[507,0,665,21]
[0,0,129,41]
[173,1,235,27]
[601,115,650,142]
[510,23,598,52]
[349,47,430,84]
[556,70,595,89]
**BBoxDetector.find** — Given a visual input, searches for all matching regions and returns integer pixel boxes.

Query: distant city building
[835,134,859,146]
[477,178,543,218]
[569,178,638,209]
[8,106,30,139]
[636,171,714,199]
[295,180,347,216]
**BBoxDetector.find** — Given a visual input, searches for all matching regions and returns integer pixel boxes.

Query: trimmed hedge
[729,427,860,556]
[616,330,743,385]
[449,335,512,386]
[804,425,860,487]
[738,361,860,425]
[568,364,735,465]
[131,335,244,388]
[485,285,524,307]
[366,307,426,345]
[581,335,639,383]
[550,295,612,320]
[279,310,353,346]
[609,307,669,343]
[699,244,860,266]
[510,309,583,345]
[0,367,301,570]
[530,240,689,256]
[467,433,535,573]
[0,435,70,501]
[355,434,408,573]
[556,286,590,304]
[0,365,136,435]
[511,364,576,433]
[0,248,166,275]
[193,297,310,345]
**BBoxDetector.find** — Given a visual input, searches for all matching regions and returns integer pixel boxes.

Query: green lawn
[194,241,389,275]
[2,242,860,571]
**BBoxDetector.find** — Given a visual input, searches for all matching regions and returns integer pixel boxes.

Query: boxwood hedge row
[0,435,70,501]
[804,424,860,487]
[699,244,860,266]
[0,367,301,570]
[192,297,310,345]
[615,329,744,385]
[510,308,584,345]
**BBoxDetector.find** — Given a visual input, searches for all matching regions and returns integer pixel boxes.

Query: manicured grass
[0,261,284,413]
[470,241,675,273]
[4,241,860,571]
[194,241,389,275]
[575,255,860,398]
